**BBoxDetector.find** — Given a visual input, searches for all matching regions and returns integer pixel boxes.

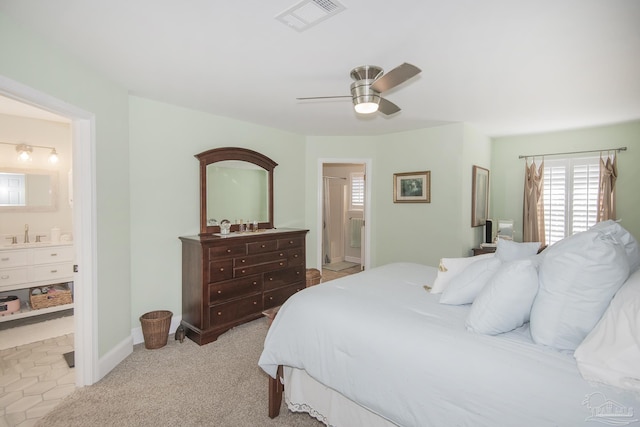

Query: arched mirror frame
[196,147,277,236]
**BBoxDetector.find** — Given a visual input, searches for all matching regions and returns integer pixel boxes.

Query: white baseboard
[97,335,132,382]
[131,314,182,345]
[344,256,361,264]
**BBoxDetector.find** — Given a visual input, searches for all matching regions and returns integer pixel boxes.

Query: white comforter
[259,262,640,427]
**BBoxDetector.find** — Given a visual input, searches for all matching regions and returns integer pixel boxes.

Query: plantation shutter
[350,173,364,210]
[543,162,566,244]
[543,157,600,245]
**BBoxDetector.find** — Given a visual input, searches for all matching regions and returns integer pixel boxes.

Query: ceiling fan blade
[296,96,351,100]
[370,63,421,93]
[378,98,401,115]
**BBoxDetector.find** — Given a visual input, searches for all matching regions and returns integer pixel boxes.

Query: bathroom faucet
[24,224,29,243]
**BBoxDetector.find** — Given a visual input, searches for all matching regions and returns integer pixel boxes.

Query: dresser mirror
[196,147,277,235]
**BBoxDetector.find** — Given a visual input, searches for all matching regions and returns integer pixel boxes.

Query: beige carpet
[36,319,322,427]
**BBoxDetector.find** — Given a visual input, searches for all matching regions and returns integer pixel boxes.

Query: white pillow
[590,220,640,273]
[574,268,640,391]
[495,239,541,263]
[430,253,494,294]
[439,257,502,305]
[530,229,630,351]
[466,259,539,335]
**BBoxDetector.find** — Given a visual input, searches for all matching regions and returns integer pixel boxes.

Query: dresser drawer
[235,250,287,268]
[209,275,262,304]
[247,240,278,254]
[287,248,304,267]
[31,262,74,282]
[235,260,287,278]
[264,266,305,291]
[209,294,263,327]
[0,267,29,289]
[264,283,304,310]
[33,246,74,264]
[208,244,246,259]
[278,236,303,249]
[208,260,234,282]
[0,250,28,269]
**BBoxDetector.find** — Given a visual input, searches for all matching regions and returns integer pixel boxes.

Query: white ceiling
[1,0,639,137]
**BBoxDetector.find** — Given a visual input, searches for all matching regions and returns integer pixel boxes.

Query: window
[349,172,364,211]
[543,157,600,245]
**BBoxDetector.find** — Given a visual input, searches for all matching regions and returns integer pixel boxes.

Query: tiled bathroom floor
[0,334,75,427]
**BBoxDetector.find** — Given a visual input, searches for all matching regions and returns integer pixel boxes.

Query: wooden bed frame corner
[268,365,284,418]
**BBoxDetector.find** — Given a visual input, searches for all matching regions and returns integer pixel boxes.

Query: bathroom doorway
[319,159,371,275]
[0,77,96,386]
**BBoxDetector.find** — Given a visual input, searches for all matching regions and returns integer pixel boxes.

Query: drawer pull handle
[51,270,58,273]
[289,240,293,244]
[217,311,222,316]
[226,249,231,253]
[1,257,9,261]
[253,301,257,305]
[217,290,222,294]
[253,281,257,285]
[269,296,273,300]
[219,267,224,272]
[296,271,300,275]
[50,253,58,257]
[279,262,284,266]
[1,275,9,279]
[279,253,284,257]
[261,244,266,248]
[269,278,273,281]
[294,254,299,258]
[241,270,246,274]
[241,259,246,263]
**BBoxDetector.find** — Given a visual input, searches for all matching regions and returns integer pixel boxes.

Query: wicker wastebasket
[139,310,173,349]
[306,268,321,287]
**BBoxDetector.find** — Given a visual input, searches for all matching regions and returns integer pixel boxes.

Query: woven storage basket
[305,268,321,287]
[30,284,73,310]
[139,310,173,349]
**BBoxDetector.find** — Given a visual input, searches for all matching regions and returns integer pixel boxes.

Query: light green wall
[491,120,640,241]
[128,96,306,324]
[0,13,131,357]
[306,123,490,269]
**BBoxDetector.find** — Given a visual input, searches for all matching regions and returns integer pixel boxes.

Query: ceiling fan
[297,62,421,115]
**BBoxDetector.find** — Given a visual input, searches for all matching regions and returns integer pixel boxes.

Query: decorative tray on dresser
[180,228,308,345]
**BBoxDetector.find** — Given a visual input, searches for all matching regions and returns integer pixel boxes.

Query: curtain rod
[323,176,347,180]
[519,146,627,159]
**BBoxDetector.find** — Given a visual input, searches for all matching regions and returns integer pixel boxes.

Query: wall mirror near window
[0,169,58,212]
[195,147,276,235]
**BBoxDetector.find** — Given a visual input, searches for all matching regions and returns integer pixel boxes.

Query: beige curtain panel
[598,153,617,222]
[523,160,546,245]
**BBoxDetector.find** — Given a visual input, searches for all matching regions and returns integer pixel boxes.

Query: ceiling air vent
[275,0,346,32]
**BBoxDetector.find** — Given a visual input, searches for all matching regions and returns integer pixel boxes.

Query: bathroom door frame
[0,75,97,386]
[317,158,371,270]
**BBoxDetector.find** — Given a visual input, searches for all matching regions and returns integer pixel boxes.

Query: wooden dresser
[180,228,308,345]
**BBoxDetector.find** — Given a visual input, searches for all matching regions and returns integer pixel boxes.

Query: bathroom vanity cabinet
[180,229,307,345]
[0,243,74,322]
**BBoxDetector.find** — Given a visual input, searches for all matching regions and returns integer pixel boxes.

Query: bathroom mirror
[0,169,58,212]
[196,147,277,235]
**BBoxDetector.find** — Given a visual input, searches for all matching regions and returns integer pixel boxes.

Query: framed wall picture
[471,165,489,227]
[393,171,431,203]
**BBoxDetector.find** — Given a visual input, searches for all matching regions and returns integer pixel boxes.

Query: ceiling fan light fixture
[354,101,379,114]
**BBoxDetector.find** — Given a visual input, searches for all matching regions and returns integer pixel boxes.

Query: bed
[259,221,640,426]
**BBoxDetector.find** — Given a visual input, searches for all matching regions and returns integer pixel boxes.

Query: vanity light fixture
[16,143,33,161]
[0,141,60,163]
[48,148,59,164]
